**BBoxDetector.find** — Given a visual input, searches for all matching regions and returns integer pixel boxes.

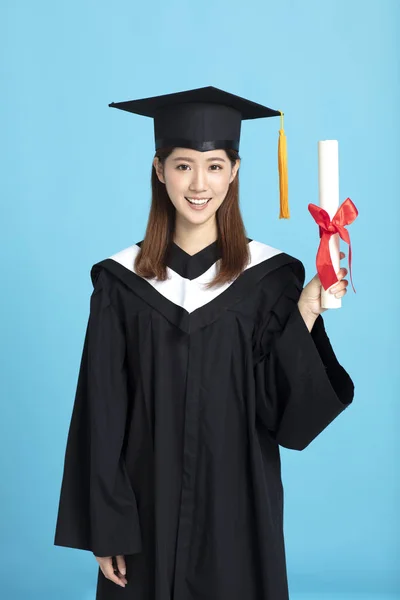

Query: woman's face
[153,147,240,226]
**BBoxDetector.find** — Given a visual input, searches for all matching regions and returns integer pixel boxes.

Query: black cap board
[108,86,281,153]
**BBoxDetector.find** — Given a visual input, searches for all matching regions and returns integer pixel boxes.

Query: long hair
[134,146,250,289]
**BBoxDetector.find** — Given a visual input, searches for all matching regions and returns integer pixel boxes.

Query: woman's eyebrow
[172,156,226,163]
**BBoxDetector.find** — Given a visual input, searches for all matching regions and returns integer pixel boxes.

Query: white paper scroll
[318,140,341,309]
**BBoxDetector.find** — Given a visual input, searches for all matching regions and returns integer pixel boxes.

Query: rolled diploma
[318,140,341,309]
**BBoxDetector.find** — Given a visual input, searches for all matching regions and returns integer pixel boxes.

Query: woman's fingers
[331,265,348,295]
[95,556,127,588]
[336,267,348,280]
[331,254,348,297]
[116,554,126,575]
[330,279,348,297]
[115,555,128,584]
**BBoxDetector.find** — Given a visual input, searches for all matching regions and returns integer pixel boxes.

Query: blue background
[1,0,399,598]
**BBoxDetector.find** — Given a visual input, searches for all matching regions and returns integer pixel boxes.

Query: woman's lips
[185,197,212,210]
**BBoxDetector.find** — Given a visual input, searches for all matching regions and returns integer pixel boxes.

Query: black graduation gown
[54,238,355,600]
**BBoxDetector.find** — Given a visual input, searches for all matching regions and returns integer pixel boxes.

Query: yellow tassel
[278,111,290,219]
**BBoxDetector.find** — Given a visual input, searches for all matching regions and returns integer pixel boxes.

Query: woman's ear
[153,157,165,184]
[229,158,241,183]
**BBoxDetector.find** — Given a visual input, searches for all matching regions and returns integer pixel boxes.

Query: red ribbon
[308,197,358,292]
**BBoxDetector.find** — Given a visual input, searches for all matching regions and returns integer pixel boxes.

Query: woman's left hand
[298,251,349,317]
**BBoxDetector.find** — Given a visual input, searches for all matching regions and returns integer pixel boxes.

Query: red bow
[308,198,358,292]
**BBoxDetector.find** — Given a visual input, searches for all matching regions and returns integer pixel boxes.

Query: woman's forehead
[168,148,228,161]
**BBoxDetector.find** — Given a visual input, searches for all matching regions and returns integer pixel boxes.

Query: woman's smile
[185,196,212,210]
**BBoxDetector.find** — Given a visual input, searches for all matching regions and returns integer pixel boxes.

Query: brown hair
[134,146,250,289]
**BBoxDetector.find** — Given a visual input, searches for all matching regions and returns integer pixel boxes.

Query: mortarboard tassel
[278,111,290,219]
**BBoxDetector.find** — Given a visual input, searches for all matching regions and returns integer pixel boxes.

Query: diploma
[318,140,341,309]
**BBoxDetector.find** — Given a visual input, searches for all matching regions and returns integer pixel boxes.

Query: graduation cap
[109,86,289,218]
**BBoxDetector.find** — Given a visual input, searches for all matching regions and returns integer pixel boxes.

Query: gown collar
[165,240,222,280]
[94,240,301,334]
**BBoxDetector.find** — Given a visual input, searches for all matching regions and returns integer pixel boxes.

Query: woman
[54,87,354,600]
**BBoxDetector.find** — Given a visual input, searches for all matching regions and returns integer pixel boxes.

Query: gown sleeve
[54,269,142,557]
[253,261,355,451]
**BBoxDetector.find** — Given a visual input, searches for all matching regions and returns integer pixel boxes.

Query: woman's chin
[175,203,217,224]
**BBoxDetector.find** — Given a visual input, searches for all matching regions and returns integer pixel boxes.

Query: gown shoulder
[247,239,306,305]
[90,242,141,287]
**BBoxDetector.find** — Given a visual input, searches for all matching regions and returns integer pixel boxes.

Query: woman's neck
[173,220,218,256]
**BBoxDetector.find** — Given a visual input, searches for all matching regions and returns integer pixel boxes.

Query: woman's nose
[189,169,208,191]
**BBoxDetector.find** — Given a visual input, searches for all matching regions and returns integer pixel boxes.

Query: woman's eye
[176,164,222,171]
